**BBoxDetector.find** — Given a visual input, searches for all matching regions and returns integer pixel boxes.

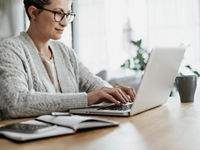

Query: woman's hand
[87,85,136,106]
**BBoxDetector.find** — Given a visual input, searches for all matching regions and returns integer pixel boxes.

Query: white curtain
[73,0,200,78]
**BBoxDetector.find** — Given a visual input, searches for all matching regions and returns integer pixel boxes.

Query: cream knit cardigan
[0,32,111,120]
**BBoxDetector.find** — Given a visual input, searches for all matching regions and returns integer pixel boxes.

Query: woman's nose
[60,16,68,27]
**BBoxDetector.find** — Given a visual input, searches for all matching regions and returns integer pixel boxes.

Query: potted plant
[121,39,200,95]
[121,39,200,77]
[121,39,149,74]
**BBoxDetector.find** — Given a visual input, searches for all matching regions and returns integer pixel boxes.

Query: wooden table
[1,93,200,150]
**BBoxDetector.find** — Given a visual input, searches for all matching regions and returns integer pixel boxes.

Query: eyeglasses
[36,6,76,23]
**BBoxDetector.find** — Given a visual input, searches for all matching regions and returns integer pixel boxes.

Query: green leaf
[185,65,192,69]
[193,71,200,77]
[130,39,142,48]
[121,63,125,68]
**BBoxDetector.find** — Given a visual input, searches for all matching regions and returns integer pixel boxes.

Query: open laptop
[70,47,185,116]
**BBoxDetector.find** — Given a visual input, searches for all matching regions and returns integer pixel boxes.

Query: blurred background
[0,0,200,80]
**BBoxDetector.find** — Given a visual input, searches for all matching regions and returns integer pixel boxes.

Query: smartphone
[0,123,55,133]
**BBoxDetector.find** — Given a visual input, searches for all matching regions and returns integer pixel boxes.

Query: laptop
[70,47,185,116]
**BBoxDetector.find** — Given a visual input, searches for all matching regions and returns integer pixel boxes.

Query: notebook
[69,47,185,116]
[0,115,118,141]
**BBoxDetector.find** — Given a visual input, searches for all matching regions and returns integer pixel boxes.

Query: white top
[39,53,61,93]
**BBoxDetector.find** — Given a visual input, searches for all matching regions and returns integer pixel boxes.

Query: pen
[51,112,71,116]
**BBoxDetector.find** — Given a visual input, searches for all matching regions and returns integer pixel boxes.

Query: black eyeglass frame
[36,6,76,22]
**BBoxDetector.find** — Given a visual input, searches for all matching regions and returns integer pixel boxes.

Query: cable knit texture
[0,32,111,120]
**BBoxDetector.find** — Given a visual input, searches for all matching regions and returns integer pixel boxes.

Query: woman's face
[34,0,71,40]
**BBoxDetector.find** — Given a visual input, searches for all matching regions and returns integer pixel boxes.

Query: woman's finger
[119,89,131,103]
[116,85,136,102]
[107,88,127,104]
[104,94,121,105]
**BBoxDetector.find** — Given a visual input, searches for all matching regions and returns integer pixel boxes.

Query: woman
[0,0,135,120]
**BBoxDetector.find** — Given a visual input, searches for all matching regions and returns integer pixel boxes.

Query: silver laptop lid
[130,47,185,115]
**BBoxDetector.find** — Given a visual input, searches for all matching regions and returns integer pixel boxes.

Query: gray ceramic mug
[175,75,197,102]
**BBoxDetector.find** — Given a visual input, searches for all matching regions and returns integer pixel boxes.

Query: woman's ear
[27,6,38,21]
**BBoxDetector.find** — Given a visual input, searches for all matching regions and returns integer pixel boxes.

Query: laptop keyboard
[98,103,133,111]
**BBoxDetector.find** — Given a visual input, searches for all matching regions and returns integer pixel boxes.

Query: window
[73,0,200,78]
